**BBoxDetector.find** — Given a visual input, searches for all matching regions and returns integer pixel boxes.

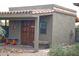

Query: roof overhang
[53,7,76,16]
[0,8,76,19]
[0,9,54,19]
[74,3,79,6]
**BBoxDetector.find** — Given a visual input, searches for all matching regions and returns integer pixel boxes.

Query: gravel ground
[0,45,49,56]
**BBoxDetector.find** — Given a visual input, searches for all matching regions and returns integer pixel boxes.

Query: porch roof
[0,8,76,19]
[0,9,54,19]
[0,9,54,15]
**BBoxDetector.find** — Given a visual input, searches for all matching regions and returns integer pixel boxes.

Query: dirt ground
[0,45,49,56]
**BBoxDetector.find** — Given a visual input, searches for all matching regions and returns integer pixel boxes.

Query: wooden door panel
[21,20,35,45]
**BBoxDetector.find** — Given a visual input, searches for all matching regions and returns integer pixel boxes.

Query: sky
[0,0,79,15]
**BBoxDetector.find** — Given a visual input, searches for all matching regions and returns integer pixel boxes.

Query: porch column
[34,16,39,52]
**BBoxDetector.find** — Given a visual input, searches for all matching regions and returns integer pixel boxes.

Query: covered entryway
[0,9,52,51]
[21,20,35,46]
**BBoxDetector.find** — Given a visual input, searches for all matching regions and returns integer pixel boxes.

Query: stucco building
[0,4,76,51]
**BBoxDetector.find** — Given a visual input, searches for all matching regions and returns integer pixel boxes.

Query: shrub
[0,26,6,36]
[49,43,79,56]
[0,26,6,43]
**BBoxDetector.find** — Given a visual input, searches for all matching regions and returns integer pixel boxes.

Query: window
[39,17,47,34]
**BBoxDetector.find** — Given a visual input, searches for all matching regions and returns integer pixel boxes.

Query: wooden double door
[21,20,35,45]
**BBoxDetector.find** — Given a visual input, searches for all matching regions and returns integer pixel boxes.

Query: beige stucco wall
[52,12,75,47]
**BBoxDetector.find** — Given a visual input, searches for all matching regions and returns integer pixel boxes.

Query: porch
[0,17,40,52]
[0,10,53,51]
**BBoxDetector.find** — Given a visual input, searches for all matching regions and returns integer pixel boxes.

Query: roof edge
[52,4,76,12]
[9,4,76,12]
